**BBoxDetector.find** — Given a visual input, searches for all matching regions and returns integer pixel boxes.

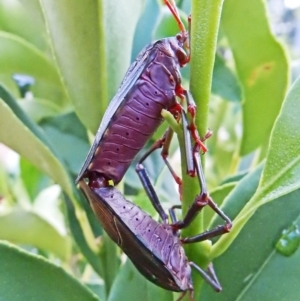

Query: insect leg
[176,88,212,153]
[168,205,181,223]
[180,109,196,176]
[172,112,232,236]
[136,127,184,222]
[180,204,232,243]
[169,110,207,227]
[179,151,232,241]
[136,122,191,221]
[161,127,183,194]
[187,14,191,55]
[189,262,222,292]
[175,291,188,301]
[136,136,169,223]
[207,263,222,289]
[172,196,231,242]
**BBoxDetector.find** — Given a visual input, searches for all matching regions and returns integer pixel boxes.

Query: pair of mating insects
[76,1,232,300]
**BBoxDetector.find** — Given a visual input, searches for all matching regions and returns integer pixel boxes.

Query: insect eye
[176,33,183,43]
[176,48,187,65]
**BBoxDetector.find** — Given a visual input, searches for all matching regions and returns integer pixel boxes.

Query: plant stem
[180,0,225,299]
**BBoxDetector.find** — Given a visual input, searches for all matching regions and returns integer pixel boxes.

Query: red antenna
[164,0,186,35]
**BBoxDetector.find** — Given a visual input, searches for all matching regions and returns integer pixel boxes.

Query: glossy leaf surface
[0,241,101,301]
[222,0,289,155]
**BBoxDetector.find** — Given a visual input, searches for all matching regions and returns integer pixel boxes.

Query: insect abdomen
[88,49,178,184]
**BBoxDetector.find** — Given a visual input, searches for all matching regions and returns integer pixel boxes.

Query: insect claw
[174,177,183,200]
[197,140,208,153]
[187,105,196,118]
[188,288,194,301]
[171,220,184,231]
[175,290,189,301]
[189,124,208,153]
[196,195,209,208]
[187,170,197,177]
[224,223,233,232]
[204,129,213,140]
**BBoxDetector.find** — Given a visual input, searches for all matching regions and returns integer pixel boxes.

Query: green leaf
[103,0,146,100]
[108,260,173,301]
[18,97,61,123]
[0,209,70,260]
[39,112,91,175]
[39,0,105,133]
[238,249,300,301]
[40,0,144,133]
[212,54,242,102]
[220,171,248,185]
[217,163,264,224]
[33,185,67,237]
[0,32,65,104]
[221,0,289,155]
[64,194,103,277]
[0,0,50,52]
[0,162,13,203]
[0,85,73,197]
[86,282,106,301]
[153,5,188,40]
[0,241,101,301]
[99,233,119,296]
[0,87,100,269]
[211,74,300,258]
[204,182,236,229]
[206,99,241,184]
[257,75,300,205]
[209,163,263,257]
[0,92,101,266]
[201,189,300,301]
[20,158,52,201]
[131,0,159,59]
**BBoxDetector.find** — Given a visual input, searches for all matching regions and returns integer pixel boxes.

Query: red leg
[175,86,211,153]
[170,113,231,234]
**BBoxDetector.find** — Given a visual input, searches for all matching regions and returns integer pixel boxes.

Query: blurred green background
[0,0,300,300]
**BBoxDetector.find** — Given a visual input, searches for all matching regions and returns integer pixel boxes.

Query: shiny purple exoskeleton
[76,36,188,186]
[80,182,195,297]
[76,1,232,299]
